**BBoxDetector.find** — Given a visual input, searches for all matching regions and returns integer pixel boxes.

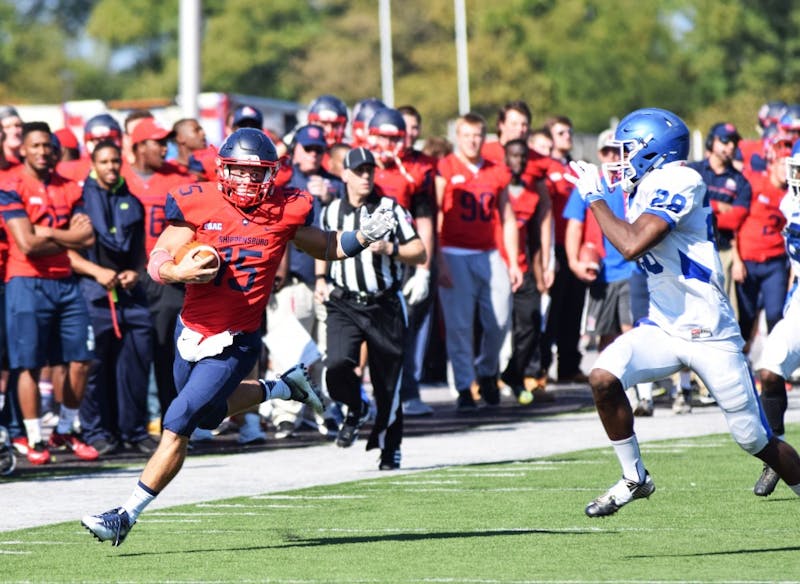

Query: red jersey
[497,181,540,272]
[122,163,197,255]
[481,140,505,166]
[400,149,437,213]
[0,165,16,280]
[437,154,508,250]
[737,173,787,262]
[0,170,83,280]
[56,157,92,186]
[167,183,314,336]
[544,158,574,245]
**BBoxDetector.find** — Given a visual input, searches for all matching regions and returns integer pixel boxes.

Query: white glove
[403,267,430,305]
[359,206,397,243]
[565,160,604,204]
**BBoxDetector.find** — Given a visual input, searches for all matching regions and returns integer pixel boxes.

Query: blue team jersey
[563,182,634,284]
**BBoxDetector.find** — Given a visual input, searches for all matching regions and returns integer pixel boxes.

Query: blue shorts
[162,319,261,436]
[6,276,94,370]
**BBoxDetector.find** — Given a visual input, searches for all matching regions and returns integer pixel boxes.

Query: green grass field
[3,426,800,583]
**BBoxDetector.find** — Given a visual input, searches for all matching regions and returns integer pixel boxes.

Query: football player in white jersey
[752,141,800,496]
[566,108,800,517]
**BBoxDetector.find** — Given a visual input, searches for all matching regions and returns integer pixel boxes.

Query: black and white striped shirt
[321,191,419,294]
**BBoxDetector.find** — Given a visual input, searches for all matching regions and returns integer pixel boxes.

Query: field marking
[251,494,368,500]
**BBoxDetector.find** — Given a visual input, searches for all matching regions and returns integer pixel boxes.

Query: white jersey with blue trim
[780,192,800,312]
[780,193,800,275]
[626,162,742,344]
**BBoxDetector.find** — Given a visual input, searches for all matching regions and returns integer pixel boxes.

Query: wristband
[315,274,327,280]
[147,248,174,284]
[340,230,368,257]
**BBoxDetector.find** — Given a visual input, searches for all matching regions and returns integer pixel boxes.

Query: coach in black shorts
[317,147,426,469]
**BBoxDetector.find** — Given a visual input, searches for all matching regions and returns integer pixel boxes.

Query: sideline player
[81,128,397,545]
[752,140,800,496]
[566,108,800,517]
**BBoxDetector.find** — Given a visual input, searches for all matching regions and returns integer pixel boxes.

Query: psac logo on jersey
[203,221,223,231]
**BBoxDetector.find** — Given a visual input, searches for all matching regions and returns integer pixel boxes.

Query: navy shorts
[6,276,94,369]
[162,319,261,436]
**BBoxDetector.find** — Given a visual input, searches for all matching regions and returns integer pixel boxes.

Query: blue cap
[294,124,327,150]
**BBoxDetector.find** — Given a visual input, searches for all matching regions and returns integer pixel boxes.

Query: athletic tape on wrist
[148,248,174,284]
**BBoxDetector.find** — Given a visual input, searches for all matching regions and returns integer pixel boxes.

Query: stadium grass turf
[2,425,799,583]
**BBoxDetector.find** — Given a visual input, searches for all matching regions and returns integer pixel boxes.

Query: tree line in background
[0,0,798,137]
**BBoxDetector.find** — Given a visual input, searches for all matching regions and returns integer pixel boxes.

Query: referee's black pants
[325,290,407,453]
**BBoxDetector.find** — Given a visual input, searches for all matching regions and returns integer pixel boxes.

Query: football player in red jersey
[81,128,397,546]
[0,122,98,465]
[436,112,522,410]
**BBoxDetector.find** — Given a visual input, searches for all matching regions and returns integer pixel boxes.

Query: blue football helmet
[351,98,386,146]
[307,94,348,146]
[84,114,122,148]
[602,108,690,193]
[216,128,279,207]
[367,107,407,162]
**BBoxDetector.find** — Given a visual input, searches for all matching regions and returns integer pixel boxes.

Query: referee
[317,147,426,470]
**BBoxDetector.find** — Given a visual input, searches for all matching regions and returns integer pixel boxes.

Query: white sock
[624,387,639,407]
[611,434,646,483]
[0,392,5,412]
[637,382,653,401]
[23,418,42,446]
[56,405,78,434]
[260,378,290,401]
[122,481,159,522]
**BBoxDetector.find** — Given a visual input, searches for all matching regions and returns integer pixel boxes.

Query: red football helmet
[367,107,407,163]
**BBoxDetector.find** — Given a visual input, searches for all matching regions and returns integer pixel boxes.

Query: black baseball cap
[344,147,376,170]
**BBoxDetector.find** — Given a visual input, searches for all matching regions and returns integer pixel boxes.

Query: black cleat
[753,464,780,497]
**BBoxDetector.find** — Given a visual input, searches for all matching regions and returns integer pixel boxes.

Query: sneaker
[274,421,295,440]
[403,398,433,416]
[336,400,370,448]
[12,437,29,455]
[456,390,478,412]
[379,448,401,470]
[48,431,100,461]
[477,376,500,405]
[753,464,780,497]
[585,472,655,517]
[81,507,134,546]
[90,437,120,457]
[517,389,534,405]
[26,441,51,465]
[278,364,323,415]
[672,393,692,415]
[633,398,654,417]
[130,436,159,455]
[0,426,16,476]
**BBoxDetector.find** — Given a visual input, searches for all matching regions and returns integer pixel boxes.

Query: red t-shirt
[737,173,787,262]
[437,154,508,250]
[167,183,314,336]
[497,180,540,272]
[0,170,84,280]
[122,163,197,255]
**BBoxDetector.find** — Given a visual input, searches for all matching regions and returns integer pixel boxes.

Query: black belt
[330,285,399,305]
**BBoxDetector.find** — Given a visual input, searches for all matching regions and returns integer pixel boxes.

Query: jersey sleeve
[641,168,702,230]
